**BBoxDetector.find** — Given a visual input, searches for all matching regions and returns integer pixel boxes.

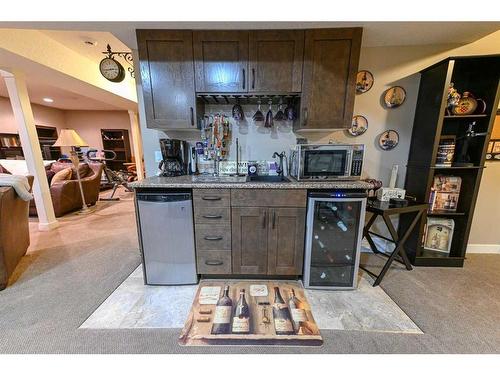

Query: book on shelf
[435,137,456,167]
[429,175,461,212]
[422,217,455,254]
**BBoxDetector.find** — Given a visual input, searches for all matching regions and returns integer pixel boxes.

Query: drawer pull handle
[204,236,223,241]
[201,196,221,201]
[202,215,222,219]
[205,260,223,266]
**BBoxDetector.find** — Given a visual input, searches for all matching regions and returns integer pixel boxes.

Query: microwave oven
[289,144,364,180]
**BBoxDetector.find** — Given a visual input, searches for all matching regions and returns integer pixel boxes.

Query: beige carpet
[0,187,499,353]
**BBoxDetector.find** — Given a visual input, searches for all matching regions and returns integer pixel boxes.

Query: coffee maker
[159,139,190,177]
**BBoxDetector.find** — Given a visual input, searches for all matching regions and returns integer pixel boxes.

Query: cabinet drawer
[231,189,307,207]
[194,207,231,223]
[195,224,231,251]
[197,250,232,274]
[193,189,230,207]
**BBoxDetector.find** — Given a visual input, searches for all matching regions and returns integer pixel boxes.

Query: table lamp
[53,129,90,214]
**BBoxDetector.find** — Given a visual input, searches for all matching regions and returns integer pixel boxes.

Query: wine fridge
[304,191,367,290]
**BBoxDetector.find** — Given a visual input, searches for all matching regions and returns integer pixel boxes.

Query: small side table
[360,199,428,286]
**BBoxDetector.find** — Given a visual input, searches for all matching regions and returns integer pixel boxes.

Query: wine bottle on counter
[272,287,294,335]
[288,289,313,335]
[232,289,250,334]
[211,286,233,335]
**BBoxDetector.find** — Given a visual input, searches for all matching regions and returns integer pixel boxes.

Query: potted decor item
[446,82,461,115]
[452,91,478,115]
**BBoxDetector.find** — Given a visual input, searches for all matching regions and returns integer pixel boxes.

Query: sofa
[29,162,104,217]
[0,176,33,290]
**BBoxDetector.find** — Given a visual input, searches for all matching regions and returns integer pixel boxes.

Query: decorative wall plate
[379,130,399,151]
[356,70,374,93]
[383,86,406,108]
[348,115,368,136]
[452,92,478,115]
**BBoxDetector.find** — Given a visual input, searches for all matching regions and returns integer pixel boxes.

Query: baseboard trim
[467,244,500,254]
[38,220,59,231]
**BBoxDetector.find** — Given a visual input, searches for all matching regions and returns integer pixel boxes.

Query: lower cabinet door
[197,251,231,274]
[231,207,268,274]
[267,208,306,275]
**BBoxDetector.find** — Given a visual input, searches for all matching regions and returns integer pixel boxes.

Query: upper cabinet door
[193,31,249,92]
[137,30,197,130]
[248,30,304,92]
[299,28,362,130]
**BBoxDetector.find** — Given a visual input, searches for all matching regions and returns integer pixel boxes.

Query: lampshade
[53,129,88,147]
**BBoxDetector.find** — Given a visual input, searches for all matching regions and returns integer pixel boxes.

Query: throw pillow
[46,170,56,185]
[50,168,72,186]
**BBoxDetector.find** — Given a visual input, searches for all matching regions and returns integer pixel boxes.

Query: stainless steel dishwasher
[136,191,197,285]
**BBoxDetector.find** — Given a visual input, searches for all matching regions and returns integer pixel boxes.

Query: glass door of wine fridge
[304,191,366,290]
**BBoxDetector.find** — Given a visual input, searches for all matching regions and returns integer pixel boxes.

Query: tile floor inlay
[81,266,422,334]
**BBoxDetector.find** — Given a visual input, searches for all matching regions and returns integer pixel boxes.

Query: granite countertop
[130,175,375,190]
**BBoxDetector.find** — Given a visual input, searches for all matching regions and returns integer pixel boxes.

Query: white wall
[0,96,66,134]
[64,110,133,151]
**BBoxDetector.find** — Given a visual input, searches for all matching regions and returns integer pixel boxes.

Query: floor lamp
[53,129,90,214]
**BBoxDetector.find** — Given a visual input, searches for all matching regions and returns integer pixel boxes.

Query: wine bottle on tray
[272,287,294,335]
[211,286,232,335]
[232,289,250,334]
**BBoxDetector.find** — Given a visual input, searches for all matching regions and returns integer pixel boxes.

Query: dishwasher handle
[136,193,191,203]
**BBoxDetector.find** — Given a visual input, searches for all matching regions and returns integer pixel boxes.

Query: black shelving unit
[402,55,500,267]
[100,129,132,171]
[35,125,61,160]
[0,133,23,159]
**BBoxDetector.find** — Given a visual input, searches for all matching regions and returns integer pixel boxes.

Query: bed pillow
[50,168,72,186]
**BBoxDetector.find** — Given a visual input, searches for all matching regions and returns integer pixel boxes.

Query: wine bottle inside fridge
[288,289,313,335]
[272,287,294,335]
[211,286,233,335]
[231,289,250,334]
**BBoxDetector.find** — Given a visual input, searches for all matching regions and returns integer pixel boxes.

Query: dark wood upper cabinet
[232,207,268,275]
[299,28,362,130]
[267,208,306,275]
[248,30,304,92]
[137,30,197,130]
[193,31,249,92]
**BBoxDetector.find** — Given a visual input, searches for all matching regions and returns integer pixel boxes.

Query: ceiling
[39,30,132,68]
[0,30,134,110]
[0,77,123,110]
[1,21,499,49]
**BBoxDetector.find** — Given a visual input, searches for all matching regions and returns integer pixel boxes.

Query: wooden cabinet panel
[137,30,197,130]
[231,189,306,208]
[195,224,231,251]
[232,207,268,275]
[193,188,231,207]
[267,208,306,275]
[194,207,231,224]
[193,31,249,92]
[197,250,232,274]
[248,30,304,92]
[299,28,362,130]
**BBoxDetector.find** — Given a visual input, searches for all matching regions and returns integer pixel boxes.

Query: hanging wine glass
[265,100,274,128]
[253,100,265,122]
[274,97,285,121]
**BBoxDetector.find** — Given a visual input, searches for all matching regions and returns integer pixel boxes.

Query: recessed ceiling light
[43,97,54,103]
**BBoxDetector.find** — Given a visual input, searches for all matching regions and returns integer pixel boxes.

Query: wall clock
[99,57,125,83]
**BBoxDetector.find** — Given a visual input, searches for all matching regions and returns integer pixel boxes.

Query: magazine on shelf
[429,175,462,212]
[423,218,455,254]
